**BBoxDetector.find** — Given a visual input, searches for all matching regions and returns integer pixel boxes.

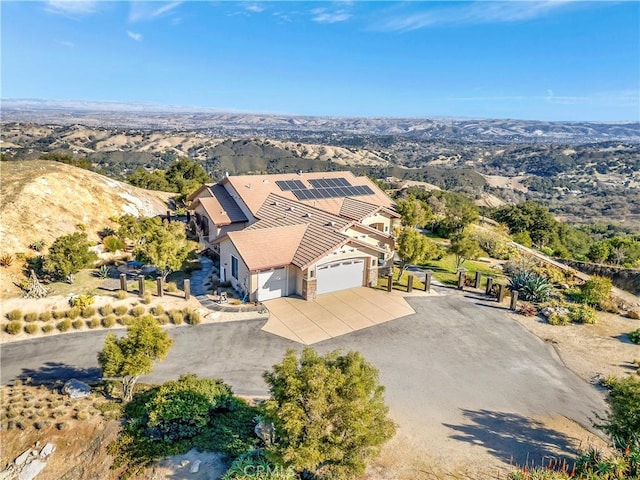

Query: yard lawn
[420,254,507,288]
[376,267,426,292]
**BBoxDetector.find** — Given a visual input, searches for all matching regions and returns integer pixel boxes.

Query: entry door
[316,259,364,295]
[257,267,287,301]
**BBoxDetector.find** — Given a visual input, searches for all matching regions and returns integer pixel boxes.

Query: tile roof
[227,224,308,271]
[222,171,395,218]
[193,185,248,226]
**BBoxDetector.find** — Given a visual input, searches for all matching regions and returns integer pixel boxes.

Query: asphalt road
[0,289,607,467]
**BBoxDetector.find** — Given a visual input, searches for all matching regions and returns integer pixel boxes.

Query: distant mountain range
[2,98,639,144]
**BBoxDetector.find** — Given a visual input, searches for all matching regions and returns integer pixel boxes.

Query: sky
[1,1,639,122]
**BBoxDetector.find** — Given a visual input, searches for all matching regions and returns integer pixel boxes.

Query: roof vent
[304,213,312,218]
[263,179,269,183]
[246,183,252,190]
[327,221,336,227]
[273,201,280,206]
[288,206,295,211]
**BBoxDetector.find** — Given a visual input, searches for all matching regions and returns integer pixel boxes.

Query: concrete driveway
[261,287,416,344]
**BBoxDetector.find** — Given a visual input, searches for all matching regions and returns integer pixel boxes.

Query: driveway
[262,287,416,344]
[0,289,607,469]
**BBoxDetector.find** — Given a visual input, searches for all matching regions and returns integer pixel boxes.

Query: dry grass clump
[114,305,128,316]
[6,321,23,335]
[41,324,54,334]
[131,305,146,317]
[6,309,22,321]
[39,311,52,322]
[81,306,97,318]
[57,319,72,332]
[114,290,128,300]
[72,319,84,330]
[102,315,116,328]
[24,323,39,335]
[99,304,114,316]
[23,312,38,323]
[168,309,183,325]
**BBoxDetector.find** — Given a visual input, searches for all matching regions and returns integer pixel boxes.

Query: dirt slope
[0,160,172,253]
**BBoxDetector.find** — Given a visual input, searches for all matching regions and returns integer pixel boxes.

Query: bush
[184,309,201,325]
[511,231,533,247]
[88,318,101,329]
[52,309,66,319]
[57,319,72,332]
[24,323,39,334]
[222,450,296,480]
[168,310,184,325]
[118,315,133,326]
[103,236,125,253]
[540,246,554,256]
[66,307,81,320]
[29,241,45,252]
[596,376,640,452]
[81,306,97,318]
[70,294,95,309]
[629,329,640,345]
[6,309,22,321]
[102,315,117,328]
[131,305,146,317]
[39,311,52,322]
[114,305,128,316]
[548,312,570,326]
[100,304,114,316]
[579,275,613,307]
[165,282,178,293]
[568,304,598,324]
[115,290,128,300]
[42,324,54,334]
[23,312,38,323]
[6,321,23,335]
[72,319,84,330]
[142,294,152,305]
[516,302,538,317]
[156,314,169,325]
[151,305,165,316]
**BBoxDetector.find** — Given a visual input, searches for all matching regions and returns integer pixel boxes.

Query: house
[187,171,399,301]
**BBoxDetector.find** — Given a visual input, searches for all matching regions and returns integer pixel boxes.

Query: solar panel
[291,180,305,190]
[335,177,350,187]
[361,185,374,195]
[277,179,306,191]
[326,178,340,187]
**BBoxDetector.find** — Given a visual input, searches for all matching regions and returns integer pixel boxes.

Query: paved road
[0,290,607,467]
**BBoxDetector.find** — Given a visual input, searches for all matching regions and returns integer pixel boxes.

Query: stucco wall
[363,212,394,233]
[219,239,251,296]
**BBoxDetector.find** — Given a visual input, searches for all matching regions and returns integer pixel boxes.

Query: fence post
[157,278,163,297]
[424,270,433,293]
[387,275,393,293]
[474,271,482,289]
[497,284,505,303]
[184,279,190,300]
[457,269,466,290]
[138,275,145,297]
[407,275,413,293]
[510,290,519,311]
[485,277,494,295]
[119,273,127,292]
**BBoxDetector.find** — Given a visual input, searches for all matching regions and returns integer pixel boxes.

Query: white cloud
[56,39,75,48]
[129,1,182,22]
[375,1,577,32]
[245,4,265,13]
[544,89,640,107]
[127,31,143,42]
[312,7,351,23]
[45,1,98,15]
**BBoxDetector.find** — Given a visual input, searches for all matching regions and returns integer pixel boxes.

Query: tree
[98,316,173,401]
[133,219,191,282]
[440,192,479,235]
[42,232,98,281]
[263,347,396,480]
[127,168,172,192]
[587,241,610,263]
[396,228,442,279]
[596,376,640,451]
[579,275,613,306]
[448,232,483,269]
[396,194,431,228]
[165,158,210,197]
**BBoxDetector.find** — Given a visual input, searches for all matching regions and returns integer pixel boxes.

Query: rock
[17,460,46,480]
[39,443,55,458]
[180,460,190,467]
[540,306,569,318]
[62,379,91,399]
[14,450,32,466]
[189,460,201,473]
[628,310,640,320]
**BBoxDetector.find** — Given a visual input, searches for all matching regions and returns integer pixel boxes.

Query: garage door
[316,259,365,295]
[257,267,286,301]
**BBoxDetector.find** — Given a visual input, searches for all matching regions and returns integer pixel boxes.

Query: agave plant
[0,254,14,268]
[97,264,111,279]
[508,271,552,304]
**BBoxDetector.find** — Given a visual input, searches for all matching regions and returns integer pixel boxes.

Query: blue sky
[2,1,639,121]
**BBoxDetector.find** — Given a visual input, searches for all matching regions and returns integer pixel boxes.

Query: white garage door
[316,259,365,295]
[257,267,287,301]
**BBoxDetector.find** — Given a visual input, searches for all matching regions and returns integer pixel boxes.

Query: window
[231,255,239,280]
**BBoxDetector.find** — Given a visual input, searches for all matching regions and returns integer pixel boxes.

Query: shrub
[6,321,23,335]
[23,312,38,323]
[102,315,117,328]
[579,275,613,307]
[540,246,554,256]
[66,307,81,319]
[52,309,66,320]
[598,297,621,314]
[596,376,640,452]
[629,329,640,345]
[118,315,133,326]
[156,314,169,325]
[39,311,52,322]
[165,282,178,293]
[100,304,114,316]
[42,324,54,334]
[88,318,101,329]
[151,305,165,316]
[531,264,567,286]
[511,231,533,247]
[131,305,146,317]
[57,319,72,332]
[0,254,14,267]
[142,294,152,305]
[516,302,538,317]
[29,241,45,252]
[508,271,553,303]
[81,306,97,318]
[114,305,128,316]
[568,304,597,324]
[70,294,95,309]
[24,323,39,335]
[103,236,125,253]
[548,312,570,326]
[184,308,201,325]
[6,309,22,321]
[72,319,84,330]
[222,450,296,480]
[115,290,128,300]
[169,309,184,325]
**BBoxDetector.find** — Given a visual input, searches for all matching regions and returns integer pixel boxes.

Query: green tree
[133,219,191,281]
[396,194,431,228]
[127,168,172,192]
[98,316,173,401]
[165,158,210,197]
[596,376,640,451]
[263,347,396,480]
[580,275,613,306]
[440,192,479,235]
[449,232,483,269]
[42,232,98,281]
[587,241,610,263]
[396,228,442,279]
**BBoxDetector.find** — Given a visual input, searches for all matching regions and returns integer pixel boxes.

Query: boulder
[62,379,91,399]
[17,460,46,480]
[14,450,32,466]
[39,444,55,459]
[189,460,201,473]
